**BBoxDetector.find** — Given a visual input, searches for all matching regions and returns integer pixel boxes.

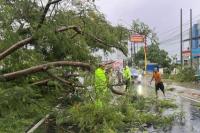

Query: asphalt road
[135,76,200,133]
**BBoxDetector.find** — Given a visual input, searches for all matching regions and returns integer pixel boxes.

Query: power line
[158,14,200,38]
[160,28,189,41]
[159,29,189,44]
[159,11,200,59]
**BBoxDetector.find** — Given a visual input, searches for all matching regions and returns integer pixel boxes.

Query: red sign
[112,60,123,70]
[130,34,144,43]
[182,50,190,57]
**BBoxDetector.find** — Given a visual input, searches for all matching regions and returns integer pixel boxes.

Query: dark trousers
[155,82,165,95]
[125,79,131,90]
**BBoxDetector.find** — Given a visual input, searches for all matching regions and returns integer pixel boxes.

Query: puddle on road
[133,78,200,133]
[62,78,200,133]
[135,84,150,97]
[133,77,153,97]
[168,96,200,133]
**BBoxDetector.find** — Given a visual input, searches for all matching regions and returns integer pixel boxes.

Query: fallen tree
[0,61,90,81]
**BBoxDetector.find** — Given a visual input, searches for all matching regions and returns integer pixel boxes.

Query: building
[192,23,200,49]
[182,21,200,70]
[192,21,200,71]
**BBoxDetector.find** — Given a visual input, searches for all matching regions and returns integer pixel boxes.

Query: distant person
[150,67,165,97]
[123,65,131,91]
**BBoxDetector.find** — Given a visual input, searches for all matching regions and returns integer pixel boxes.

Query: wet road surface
[134,76,200,133]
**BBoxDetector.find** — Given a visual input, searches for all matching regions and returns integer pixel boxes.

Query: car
[137,74,142,84]
[131,68,139,79]
[131,68,143,84]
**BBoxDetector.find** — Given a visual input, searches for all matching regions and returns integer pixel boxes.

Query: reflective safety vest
[95,67,107,94]
[95,98,103,109]
[123,66,131,80]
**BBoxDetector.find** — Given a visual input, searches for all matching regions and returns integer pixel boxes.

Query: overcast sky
[95,0,200,57]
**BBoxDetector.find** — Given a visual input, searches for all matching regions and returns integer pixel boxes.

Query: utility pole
[133,42,136,64]
[180,8,183,68]
[131,42,133,66]
[190,9,193,67]
[144,36,147,75]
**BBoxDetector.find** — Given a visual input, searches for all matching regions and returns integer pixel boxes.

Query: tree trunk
[1,61,90,81]
[0,37,33,60]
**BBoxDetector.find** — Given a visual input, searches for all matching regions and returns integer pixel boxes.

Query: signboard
[130,34,144,43]
[182,50,190,57]
[112,60,123,70]
[192,48,200,57]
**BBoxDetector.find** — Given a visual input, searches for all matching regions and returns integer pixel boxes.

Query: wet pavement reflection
[135,76,200,133]
[169,96,200,133]
[134,77,153,97]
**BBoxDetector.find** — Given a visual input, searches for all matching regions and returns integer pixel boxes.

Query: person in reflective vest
[123,65,131,90]
[94,64,108,108]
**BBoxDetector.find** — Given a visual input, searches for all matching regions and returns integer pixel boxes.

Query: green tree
[135,44,171,68]
[131,19,158,43]
[0,0,129,132]
[130,20,171,68]
[131,19,152,37]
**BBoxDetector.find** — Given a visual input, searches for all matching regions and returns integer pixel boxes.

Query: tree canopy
[0,0,129,132]
[135,44,171,68]
[0,1,174,132]
[130,20,171,68]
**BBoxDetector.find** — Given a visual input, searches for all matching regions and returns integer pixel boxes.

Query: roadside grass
[158,99,177,109]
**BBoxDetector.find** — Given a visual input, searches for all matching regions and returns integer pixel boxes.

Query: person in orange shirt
[150,67,165,97]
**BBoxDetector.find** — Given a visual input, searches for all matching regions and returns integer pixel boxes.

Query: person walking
[150,67,165,97]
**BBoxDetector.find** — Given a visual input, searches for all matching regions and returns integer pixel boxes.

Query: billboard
[182,50,190,57]
[192,48,200,57]
[112,60,123,70]
[130,34,144,43]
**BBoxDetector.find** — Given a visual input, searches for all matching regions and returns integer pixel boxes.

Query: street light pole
[180,8,183,68]
[131,42,133,66]
[190,9,193,67]
[144,36,147,75]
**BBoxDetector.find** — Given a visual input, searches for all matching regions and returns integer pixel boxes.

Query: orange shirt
[152,72,161,84]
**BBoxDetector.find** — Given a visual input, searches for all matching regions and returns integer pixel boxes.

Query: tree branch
[59,25,126,55]
[46,71,72,85]
[0,0,62,60]
[49,3,57,19]
[37,0,62,29]
[83,32,127,55]
[0,25,126,61]
[39,0,44,9]
[31,78,50,86]
[0,37,33,60]
[64,73,80,78]
[0,0,63,60]
[55,25,81,33]
[1,61,90,81]
[110,86,125,95]
[31,73,80,86]
[0,25,77,61]
[57,26,126,54]
[49,0,62,5]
